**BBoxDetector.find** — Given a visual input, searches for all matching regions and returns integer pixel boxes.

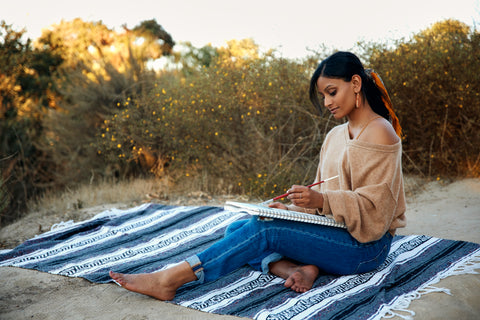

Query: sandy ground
[0,178,479,320]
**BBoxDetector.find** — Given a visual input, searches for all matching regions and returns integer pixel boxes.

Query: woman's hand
[286,185,324,209]
[268,202,288,210]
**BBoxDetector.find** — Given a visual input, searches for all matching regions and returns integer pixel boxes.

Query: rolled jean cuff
[185,255,205,284]
[261,252,283,274]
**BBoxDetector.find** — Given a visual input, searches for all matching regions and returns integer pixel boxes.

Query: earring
[355,93,359,108]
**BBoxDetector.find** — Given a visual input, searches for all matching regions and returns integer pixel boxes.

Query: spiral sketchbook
[224,201,347,229]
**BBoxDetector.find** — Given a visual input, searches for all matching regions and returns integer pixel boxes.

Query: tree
[131,19,175,57]
[36,18,174,74]
[36,18,176,185]
[168,42,219,75]
[0,21,63,226]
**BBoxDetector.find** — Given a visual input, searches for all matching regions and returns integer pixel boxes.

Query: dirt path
[1,179,479,319]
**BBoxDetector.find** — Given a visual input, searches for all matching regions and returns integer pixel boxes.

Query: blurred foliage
[37,18,174,185]
[0,21,63,225]
[1,18,479,227]
[365,19,480,178]
[0,18,174,226]
[98,41,334,197]
[36,18,174,72]
[172,42,220,75]
[0,175,9,217]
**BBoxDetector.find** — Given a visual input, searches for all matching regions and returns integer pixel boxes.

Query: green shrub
[38,18,174,185]
[4,18,479,228]
[0,21,63,226]
[98,52,336,197]
[366,19,480,178]
[0,176,8,216]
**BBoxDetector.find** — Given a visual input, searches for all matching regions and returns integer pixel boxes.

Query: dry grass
[403,175,429,199]
[29,178,161,215]
[29,174,429,219]
[0,173,429,249]
[27,175,257,221]
[0,176,254,248]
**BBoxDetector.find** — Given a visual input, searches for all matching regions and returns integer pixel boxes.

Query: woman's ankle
[269,259,300,279]
[170,261,198,286]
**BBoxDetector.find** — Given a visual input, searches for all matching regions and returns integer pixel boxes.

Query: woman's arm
[322,142,405,243]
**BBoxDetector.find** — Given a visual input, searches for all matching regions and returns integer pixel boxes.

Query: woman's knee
[224,219,249,236]
[225,217,267,238]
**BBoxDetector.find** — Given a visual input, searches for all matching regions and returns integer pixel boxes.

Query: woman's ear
[351,74,362,93]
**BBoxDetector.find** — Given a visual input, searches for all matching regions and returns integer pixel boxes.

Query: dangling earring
[355,93,359,109]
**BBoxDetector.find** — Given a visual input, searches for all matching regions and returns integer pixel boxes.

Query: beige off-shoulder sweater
[291,123,406,243]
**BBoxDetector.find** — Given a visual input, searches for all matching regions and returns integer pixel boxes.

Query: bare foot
[283,265,319,293]
[269,259,320,293]
[109,262,197,300]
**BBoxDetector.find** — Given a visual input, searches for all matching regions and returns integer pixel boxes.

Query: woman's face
[316,76,356,119]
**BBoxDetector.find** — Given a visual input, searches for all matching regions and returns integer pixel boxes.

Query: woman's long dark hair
[309,51,390,121]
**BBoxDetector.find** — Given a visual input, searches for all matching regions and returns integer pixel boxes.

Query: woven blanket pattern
[1,203,479,320]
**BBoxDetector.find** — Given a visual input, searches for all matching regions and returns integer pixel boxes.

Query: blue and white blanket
[1,203,479,319]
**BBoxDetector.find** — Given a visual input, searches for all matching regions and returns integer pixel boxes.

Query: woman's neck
[347,105,378,129]
[346,104,380,139]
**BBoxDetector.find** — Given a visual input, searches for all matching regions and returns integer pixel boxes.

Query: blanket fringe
[376,247,480,320]
[380,285,450,320]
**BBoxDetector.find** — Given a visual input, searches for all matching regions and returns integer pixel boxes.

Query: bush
[3,18,478,228]
[366,19,480,178]
[98,50,336,198]
[0,21,63,226]
[38,18,174,185]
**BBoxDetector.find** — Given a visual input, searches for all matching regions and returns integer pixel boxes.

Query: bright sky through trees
[3,0,479,59]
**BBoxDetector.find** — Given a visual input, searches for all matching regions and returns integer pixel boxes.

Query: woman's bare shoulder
[360,118,399,145]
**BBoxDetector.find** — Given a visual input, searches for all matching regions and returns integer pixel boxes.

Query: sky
[3,0,479,59]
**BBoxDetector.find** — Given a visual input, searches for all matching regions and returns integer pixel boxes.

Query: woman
[109,51,406,300]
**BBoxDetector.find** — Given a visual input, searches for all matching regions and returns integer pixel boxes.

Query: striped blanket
[1,203,479,319]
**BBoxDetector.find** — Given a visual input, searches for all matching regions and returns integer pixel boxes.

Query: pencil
[260,175,339,205]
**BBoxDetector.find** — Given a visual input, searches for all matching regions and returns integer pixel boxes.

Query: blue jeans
[185,217,393,283]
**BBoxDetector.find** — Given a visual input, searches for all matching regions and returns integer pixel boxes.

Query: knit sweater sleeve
[320,129,406,243]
